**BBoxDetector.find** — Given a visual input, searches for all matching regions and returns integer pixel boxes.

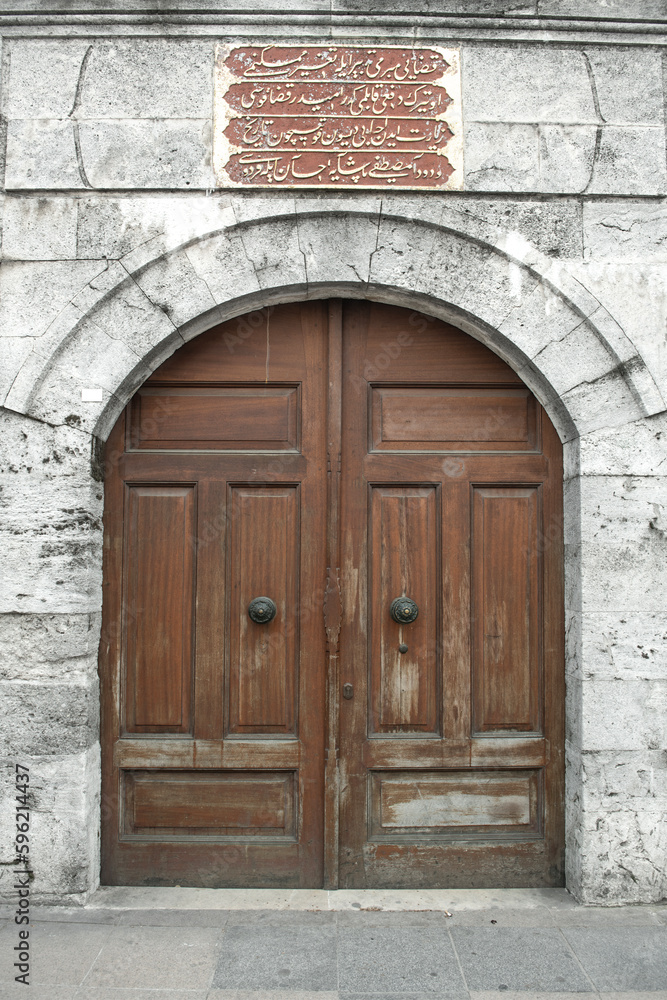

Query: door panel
[101,302,327,887]
[227,485,299,735]
[370,486,439,734]
[123,485,196,735]
[102,298,564,889]
[339,301,564,889]
[472,486,542,735]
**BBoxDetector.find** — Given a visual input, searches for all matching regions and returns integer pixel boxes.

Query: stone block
[85,279,179,360]
[578,413,667,477]
[0,532,102,615]
[0,748,100,903]
[0,613,100,681]
[78,120,212,190]
[4,39,93,119]
[0,261,110,341]
[581,678,667,751]
[539,0,667,20]
[583,201,667,262]
[229,193,297,227]
[415,229,515,329]
[588,126,667,196]
[582,749,667,806]
[531,322,618,397]
[570,612,667,683]
[5,120,82,190]
[132,249,221,330]
[450,926,592,992]
[464,123,539,192]
[234,217,307,291]
[565,261,667,392]
[440,198,583,260]
[497,280,589,365]
[77,39,213,119]
[560,367,641,438]
[300,190,383,224]
[183,228,261,307]
[76,195,234,261]
[0,678,98,756]
[369,214,441,292]
[576,804,667,905]
[578,475,667,614]
[585,47,664,125]
[462,45,596,124]
[539,125,597,193]
[1,196,78,260]
[336,0,534,9]
[297,211,379,287]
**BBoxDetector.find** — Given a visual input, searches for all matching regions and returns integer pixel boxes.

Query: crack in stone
[366,199,384,287]
[293,198,310,294]
[69,45,94,190]
[582,52,606,195]
[69,44,93,119]
[72,123,93,190]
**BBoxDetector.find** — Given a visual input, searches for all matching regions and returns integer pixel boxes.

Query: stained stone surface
[1,5,667,909]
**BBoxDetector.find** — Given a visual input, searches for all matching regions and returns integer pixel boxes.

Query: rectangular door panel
[369,768,543,840]
[121,769,296,839]
[370,486,439,734]
[228,486,299,734]
[371,386,538,452]
[472,486,542,734]
[128,384,300,452]
[123,485,195,734]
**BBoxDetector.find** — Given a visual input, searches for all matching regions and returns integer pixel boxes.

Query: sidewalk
[1,888,666,999]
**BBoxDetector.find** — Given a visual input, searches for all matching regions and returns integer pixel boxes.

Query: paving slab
[82,923,222,990]
[450,926,595,993]
[447,907,556,927]
[0,987,77,1000]
[207,993,339,1000]
[115,907,232,927]
[340,994,466,1000]
[225,909,338,927]
[29,906,119,924]
[0,919,113,987]
[562,926,667,992]
[337,926,467,996]
[75,990,208,1000]
[337,909,451,926]
[212,924,338,992]
[552,907,662,927]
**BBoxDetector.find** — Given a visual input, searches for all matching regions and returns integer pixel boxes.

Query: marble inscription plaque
[214,44,462,189]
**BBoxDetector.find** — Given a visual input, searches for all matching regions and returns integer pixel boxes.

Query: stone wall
[1,4,666,904]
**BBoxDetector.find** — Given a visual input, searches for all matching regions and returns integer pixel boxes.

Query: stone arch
[5,206,663,445]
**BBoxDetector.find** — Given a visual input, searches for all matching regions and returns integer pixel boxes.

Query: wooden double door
[101,300,564,888]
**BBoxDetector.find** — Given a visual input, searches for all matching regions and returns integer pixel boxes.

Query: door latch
[342,682,354,700]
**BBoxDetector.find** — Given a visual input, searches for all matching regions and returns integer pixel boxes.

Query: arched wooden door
[100,300,564,888]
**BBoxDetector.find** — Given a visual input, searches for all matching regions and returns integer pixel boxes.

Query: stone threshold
[80,886,594,911]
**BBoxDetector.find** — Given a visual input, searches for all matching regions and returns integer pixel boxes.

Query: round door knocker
[390,597,419,624]
[248,597,277,624]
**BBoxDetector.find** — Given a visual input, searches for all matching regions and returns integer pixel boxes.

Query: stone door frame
[5,204,663,902]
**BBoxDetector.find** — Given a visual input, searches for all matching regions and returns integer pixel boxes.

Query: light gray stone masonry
[1,6,666,906]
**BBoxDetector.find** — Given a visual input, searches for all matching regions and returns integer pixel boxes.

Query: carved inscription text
[214,44,462,189]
